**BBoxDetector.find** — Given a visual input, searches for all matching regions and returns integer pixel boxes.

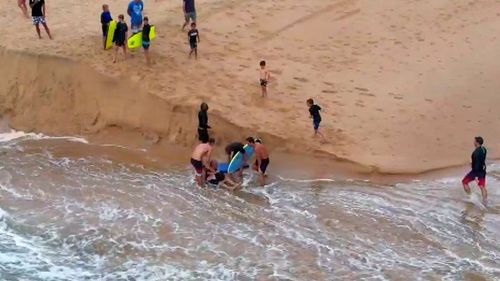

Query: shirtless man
[190,137,215,187]
[18,0,29,18]
[259,60,271,97]
[247,137,270,186]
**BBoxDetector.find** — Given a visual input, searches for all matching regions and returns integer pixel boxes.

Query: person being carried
[101,4,113,50]
[259,60,271,97]
[462,136,488,206]
[206,160,241,191]
[127,0,144,34]
[182,0,196,31]
[29,0,52,39]
[198,102,210,142]
[142,16,152,65]
[248,138,270,187]
[190,137,216,187]
[112,14,128,63]
[307,98,327,144]
[18,0,29,18]
[188,22,200,59]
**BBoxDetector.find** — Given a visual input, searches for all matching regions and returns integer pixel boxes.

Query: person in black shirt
[462,136,488,205]
[225,142,245,163]
[198,102,210,142]
[142,17,152,65]
[112,14,128,63]
[307,98,326,143]
[101,4,113,49]
[188,22,200,59]
[29,0,52,39]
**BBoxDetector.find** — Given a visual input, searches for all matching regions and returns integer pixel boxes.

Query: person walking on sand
[18,0,29,18]
[181,0,196,31]
[259,60,270,97]
[307,98,327,144]
[127,0,143,34]
[248,137,270,187]
[29,0,52,39]
[462,136,488,206]
[198,102,210,142]
[101,4,113,50]
[188,22,200,59]
[190,137,215,187]
[112,15,128,63]
[142,16,152,65]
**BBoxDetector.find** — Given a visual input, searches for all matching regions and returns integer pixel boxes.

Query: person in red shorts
[462,136,488,205]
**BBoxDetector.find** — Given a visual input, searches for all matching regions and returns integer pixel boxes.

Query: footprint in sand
[293,77,308,83]
[321,90,337,94]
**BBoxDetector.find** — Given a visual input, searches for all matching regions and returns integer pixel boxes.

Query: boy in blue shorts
[142,17,152,65]
[307,98,326,143]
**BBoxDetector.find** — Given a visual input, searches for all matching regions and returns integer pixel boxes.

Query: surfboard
[127,25,156,49]
[105,20,117,50]
[227,145,255,174]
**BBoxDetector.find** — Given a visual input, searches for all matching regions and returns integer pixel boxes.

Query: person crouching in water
[142,16,152,65]
[247,137,270,186]
[206,160,241,191]
[190,137,215,187]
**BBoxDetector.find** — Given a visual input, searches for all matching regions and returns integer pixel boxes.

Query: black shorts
[191,158,203,175]
[260,158,270,174]
[198,128,209,142]
[190,41,197,49]
[102,24,108,37]
[115,40,125,47]
[208,172,225,185]
[260,79,268,87]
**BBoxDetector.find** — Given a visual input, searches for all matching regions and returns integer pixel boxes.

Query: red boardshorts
[462,171,486,188]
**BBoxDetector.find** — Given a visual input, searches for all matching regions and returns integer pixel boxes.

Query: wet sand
[1,0,500,174]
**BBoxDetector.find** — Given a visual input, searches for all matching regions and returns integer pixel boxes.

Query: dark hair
[200,102,208,111]
[246,137,255,144]
[144,16,149,22]
[475,136,484,145]
[260,60,266,66]
[191,22,196,27]
[209,138,216,144]
[307,98,314,105]
[255,138,262,144]
[102,4,108,9]
[118,14,124,20]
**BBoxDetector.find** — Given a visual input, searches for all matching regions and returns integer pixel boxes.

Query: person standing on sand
[142,16,152,65]
[181,0,196,31]
[112,15,128,63]
[190,137,215,187]
[259,60,270,97]
[248,137,270,187]
[18,0,29,18]
[101,4,113,50]
[307,98,327,144]
[188,22,200,59]
[462,136,488,206]
[198,102,210,142]
[127,0,143,34]
[29,0,52,39]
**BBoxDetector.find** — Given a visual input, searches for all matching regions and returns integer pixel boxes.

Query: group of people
[99,0,201,64]
[192,103,270,189]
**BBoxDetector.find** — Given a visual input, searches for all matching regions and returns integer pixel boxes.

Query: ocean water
[0,131,499,281]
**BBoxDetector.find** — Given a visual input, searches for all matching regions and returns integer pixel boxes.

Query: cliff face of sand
[1,0,500,174]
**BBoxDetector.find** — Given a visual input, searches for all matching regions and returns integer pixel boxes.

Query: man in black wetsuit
[198,103,210,142]
[225,142,245,163]
[462,136,488,205]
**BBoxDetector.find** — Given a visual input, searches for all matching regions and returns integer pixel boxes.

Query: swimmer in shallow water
[190,137,215,187]
[248,137,270,187]
[206,160,241,191]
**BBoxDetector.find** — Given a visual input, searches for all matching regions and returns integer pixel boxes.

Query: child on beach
[259,60,270,97]
[142,17,152,65]
[29,0,52,39]
[307,98,327,143]
[101,4,113,49]
[188,22,200,59]
[18,0,29,18]
[112,15,128,63]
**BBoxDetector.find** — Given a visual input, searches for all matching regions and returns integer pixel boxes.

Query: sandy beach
[1,0,500,174]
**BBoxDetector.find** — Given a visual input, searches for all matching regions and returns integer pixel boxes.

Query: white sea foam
[0,129,88,144]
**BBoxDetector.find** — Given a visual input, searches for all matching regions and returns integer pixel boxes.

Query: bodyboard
[227,145,255,174]
[105,20,117,50]
[127,32,143,49]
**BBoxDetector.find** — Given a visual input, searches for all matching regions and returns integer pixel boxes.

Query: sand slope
[1,0,500,173]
